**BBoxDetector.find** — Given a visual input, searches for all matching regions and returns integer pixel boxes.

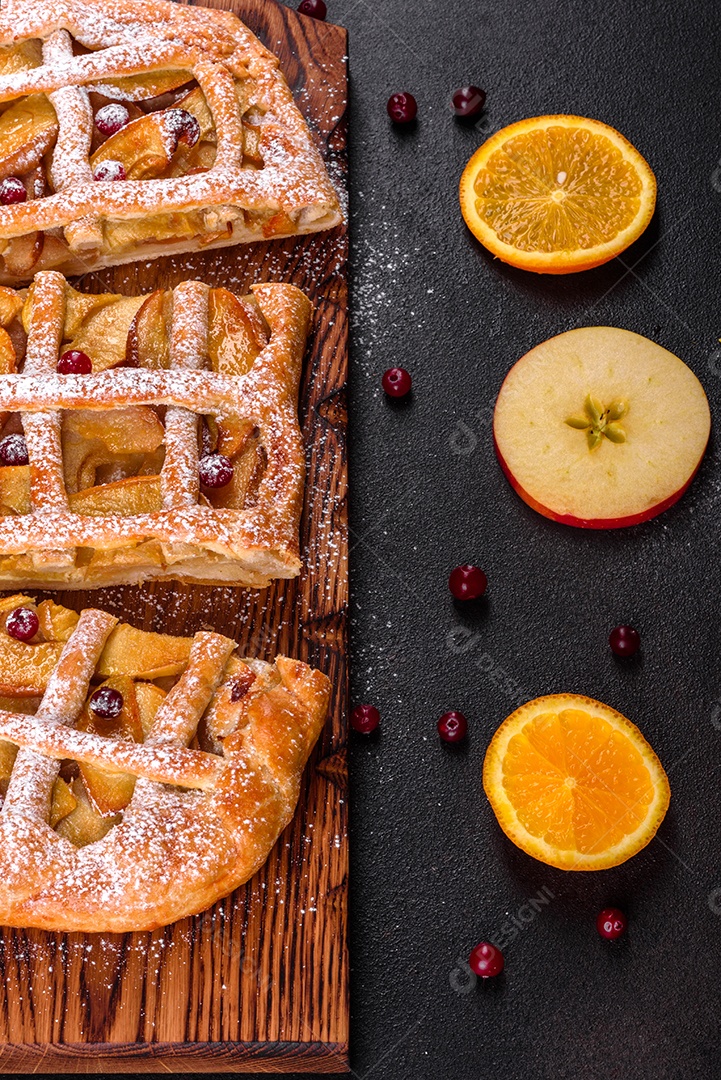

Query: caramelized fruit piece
[242,118,264,167]
[0,40,43,76]
[0,465,30,515]
[208,288,266,375]
[135,681,167,738]
[200,665,255,752]
[0,95,58,181]
[209,439,266,510]
[70,474,162,516]
[97,624,191,680]
[36,599,79,642]
[103,211,205,254]
[0,737,17,790]
[49,776,77,827]
[126,288,172,369]
[77,675,142,815]
[166,87,216,175]
[0,637,63,696]
[63,406,164,493]
[0,327,16,372]
[3,231,44,278]
[95,69,194,102]
[63,285,121,340]
[65,295,146,371]
[215,414,256,459]
[0,287,24,329]
[55,774,119,846]
[65,407,164,457]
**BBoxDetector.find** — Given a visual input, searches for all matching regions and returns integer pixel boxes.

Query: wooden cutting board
[0,0,349,1072]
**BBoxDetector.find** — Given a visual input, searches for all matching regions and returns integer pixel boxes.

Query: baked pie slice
[0,269,310,588]
[0,593,330,932]
[0,0,342,284]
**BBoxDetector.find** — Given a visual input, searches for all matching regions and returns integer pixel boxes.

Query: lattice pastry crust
[0,269,311,588]
[0,0,342,284]
[0,594,330,932]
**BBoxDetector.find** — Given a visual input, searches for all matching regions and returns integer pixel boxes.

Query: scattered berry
[94,103,131,138]
[351,704,380,734]
[469,941,504,978]
[166,108,201,148]
[448,564,487,601]
[93,160,127,182]
[437,710,468,743]
[609,624,640,658]
[298,0,327,18]
[0,177,27,205]
[58,349,92,374]
[387,92,417,124]
[199,453,234,489]
[452,85,486,119]
[0,434,28,466]
[382,367,412,398]
[596,907,627,940]
[5,607,39,642]
[89,686,124,719]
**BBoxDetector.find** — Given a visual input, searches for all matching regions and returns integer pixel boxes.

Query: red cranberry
[597,907,627,940]
[298,0,327,18]
[0,177,27,206]
[5,607,39,642]
[0,434,28,466]
[609,625,640,658]
[58,349,92,374]
[94,103,131,138]
[93,160,126,182]
[382,367,412,398]
[166,108,201,148]
[437,710,467,743]
[469,941,504,978]
[199,453,234,489]
[351,704,380,734]
[387,92,417,124]
[90,686,124,719]
[452,85,486,119]
[448,564,487,601]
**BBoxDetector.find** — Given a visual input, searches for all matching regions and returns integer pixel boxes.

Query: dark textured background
[304,1,721,1077]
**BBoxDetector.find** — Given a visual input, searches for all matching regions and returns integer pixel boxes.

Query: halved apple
[493,327,711,528]
[0,95,58,181]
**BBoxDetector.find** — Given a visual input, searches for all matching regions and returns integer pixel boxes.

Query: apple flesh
[493,327,711,528]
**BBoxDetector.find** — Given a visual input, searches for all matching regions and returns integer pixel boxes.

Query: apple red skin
[493,432,707,530]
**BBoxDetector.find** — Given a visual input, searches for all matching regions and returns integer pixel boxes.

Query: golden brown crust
[0,270,312,588]
[0,0,342,284]
[0,598,331,931]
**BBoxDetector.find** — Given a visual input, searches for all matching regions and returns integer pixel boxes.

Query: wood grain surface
[0,0,349,1071]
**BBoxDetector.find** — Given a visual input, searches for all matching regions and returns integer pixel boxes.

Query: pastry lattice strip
[0,0,342,282]
[0,270,309,584]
